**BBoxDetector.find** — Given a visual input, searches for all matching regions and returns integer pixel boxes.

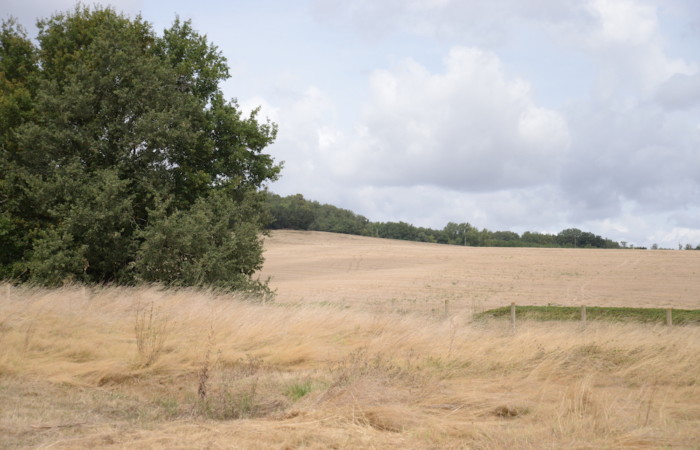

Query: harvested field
[261,230,700,315]
[1,230,699,449]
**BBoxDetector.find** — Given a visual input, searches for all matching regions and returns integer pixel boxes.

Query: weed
[22,317,37,352]
[134,300,169,368]
[197,326,216,400]
[196,355,264,420]
[285,380,313,401]
[643,379,659,427]
[447,317,457,358]
[154,397,181,419]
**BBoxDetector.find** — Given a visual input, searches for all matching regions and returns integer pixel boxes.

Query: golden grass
[1,283,699,448]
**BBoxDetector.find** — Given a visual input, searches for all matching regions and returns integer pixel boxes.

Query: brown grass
[1,231,699,448]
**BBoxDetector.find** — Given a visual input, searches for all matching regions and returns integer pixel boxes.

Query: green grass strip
[475,305,700,325]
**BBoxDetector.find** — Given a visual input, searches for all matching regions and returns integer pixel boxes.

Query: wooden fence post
[444,299,450,317]
[510,303,516,332]
[666,308,672,327]
[581,305,587,326]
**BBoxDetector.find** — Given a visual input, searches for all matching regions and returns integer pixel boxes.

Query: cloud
[577,0,697,102]
[261,2,700,248]
[332,47,570,191]
[654,73,700,109]
[560,96,700,223]
[3,0,144,31]
[310,0,592,45]
[245,85,350,200]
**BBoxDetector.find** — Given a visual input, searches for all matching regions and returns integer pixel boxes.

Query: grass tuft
[284,379,313,401]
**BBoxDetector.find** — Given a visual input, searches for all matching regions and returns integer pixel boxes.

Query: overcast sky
[6,0,700,248]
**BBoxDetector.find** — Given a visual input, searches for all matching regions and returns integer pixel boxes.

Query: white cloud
[573,0,697,100]
[588,0,657,46]
[654,73,700,109]
[331,47,570,191]
[241,0,700,249]
[263,0,700,249]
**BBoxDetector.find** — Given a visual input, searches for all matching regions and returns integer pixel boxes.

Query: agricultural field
[261,230,700,315]
[1,230,699,448]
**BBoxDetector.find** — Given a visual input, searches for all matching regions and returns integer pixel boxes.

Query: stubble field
[260,230,700,314]
[1,230,699,448]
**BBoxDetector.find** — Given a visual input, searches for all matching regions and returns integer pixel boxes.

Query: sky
[5,0,700,248]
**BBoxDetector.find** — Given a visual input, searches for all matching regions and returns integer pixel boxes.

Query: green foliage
[442,222,472,245]
[0,7,279,291]
[136,189,270,294]
[266,193,621,250]
[284,380,313,401]
[556,228,618,248]
[267,193,368,235]
[476,305,700,325]
[0,20,39,277]
[267,194,316,230]
[521,231,557,247]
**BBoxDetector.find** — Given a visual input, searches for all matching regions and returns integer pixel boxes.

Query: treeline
[266,194,622,249]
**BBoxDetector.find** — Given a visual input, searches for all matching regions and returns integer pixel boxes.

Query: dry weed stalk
[197,354,263,420]
[446,317,457,359]
[134,300,169,368]
[643,378,659,427]
[198,325,216,400]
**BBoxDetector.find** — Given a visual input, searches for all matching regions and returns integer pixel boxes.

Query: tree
[267,194,315,230]
[0,7,280,291]
[557,228,583,247]
[521,231,557,247]
[443,222,473,245]
[0,19,39,277]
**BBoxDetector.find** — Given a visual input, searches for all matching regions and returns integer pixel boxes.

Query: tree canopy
[266,193,622,249]
[0,7,280,292]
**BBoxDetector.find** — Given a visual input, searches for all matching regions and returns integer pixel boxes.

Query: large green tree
[0,7,280,291]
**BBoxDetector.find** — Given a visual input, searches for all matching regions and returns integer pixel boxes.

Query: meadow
[1,230,699,448]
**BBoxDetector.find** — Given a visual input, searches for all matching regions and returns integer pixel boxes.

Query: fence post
[666,308,672,327]
[510,303,516,332]
[444,299,450,318]
[581,305,587,326]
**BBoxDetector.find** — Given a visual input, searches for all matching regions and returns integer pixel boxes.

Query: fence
[505,302,676,331]
[437,298,685,329]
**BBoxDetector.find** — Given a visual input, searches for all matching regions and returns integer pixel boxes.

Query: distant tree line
[651,243,700,250]
[266,194,622,249]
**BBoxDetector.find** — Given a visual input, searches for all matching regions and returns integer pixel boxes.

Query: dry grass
[1,279,699,448]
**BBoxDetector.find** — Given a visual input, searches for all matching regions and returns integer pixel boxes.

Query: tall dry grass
[1,283,699,448]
